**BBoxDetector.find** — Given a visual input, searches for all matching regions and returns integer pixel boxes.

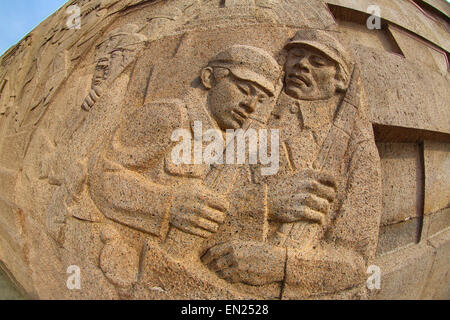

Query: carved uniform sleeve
[328,136,383,260]
[89,99,189,239]
[283,125,382,299]
[108,99,188,169]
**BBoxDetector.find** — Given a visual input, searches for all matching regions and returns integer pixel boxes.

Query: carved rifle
[202,87,282,242]
[273,65,361,249]
[162,87,281,258]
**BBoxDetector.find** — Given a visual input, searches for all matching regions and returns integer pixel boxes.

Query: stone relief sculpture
[81,24,147,112]
[13,0,450,301]
[62,27,381,299]
[80,44,282,298]
[58,23,148,147]
[88,46,279,244]
[22,8,381,297]
[45,23,147,176]
[44,24,148,245]
[200,30,382,299]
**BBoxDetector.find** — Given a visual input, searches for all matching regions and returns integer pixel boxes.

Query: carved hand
[169,183,230,239]
[201,240,286,286]
[269,169,337,225]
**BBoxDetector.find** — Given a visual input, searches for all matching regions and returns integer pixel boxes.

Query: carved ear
[201,67,214,89]
[335,70,349,93]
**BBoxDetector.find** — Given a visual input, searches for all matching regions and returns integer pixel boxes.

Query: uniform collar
[274,91,339,130]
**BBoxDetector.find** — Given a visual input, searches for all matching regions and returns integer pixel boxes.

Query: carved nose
[241,98,257,114]
[295,57,310,73]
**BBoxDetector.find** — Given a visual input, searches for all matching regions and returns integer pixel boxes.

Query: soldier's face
[93,58,110,87]
[284,45,339,101]
[207,74,270,131]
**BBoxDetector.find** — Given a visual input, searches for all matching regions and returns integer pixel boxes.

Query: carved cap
[95,24,147,60]
[208,45,281,96]
[285,29,351,78]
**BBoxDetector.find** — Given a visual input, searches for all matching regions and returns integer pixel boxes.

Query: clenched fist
[201,240,285,286]
[170,183,230,239]
[269,169,337,225]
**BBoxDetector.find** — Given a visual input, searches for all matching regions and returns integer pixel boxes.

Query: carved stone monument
[0,0,448,300]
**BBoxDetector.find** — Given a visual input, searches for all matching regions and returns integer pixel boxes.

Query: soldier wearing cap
[82,24,147,111]
[283,29,351,101]
[87,45,282,254]
[200,45,281,131]
[202,30,382,299]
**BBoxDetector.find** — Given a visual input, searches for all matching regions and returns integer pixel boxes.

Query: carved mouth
[232,109,248,122]
[93,78,102,86]
[289,74,312,87]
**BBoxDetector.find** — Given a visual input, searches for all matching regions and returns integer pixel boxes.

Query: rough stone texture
[0,0,448,300]
[424,141,450,216]
[375,142,423,255]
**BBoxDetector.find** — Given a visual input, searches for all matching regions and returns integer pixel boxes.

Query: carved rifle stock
[274,65,361,249]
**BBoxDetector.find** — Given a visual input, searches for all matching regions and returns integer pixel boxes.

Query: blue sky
[0,0,68,55]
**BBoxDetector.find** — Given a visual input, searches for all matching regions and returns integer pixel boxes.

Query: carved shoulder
[108,99,189,169]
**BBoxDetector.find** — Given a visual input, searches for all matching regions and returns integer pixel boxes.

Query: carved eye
[290,48,305,58]
[236,83,251,95]
[96,64,106,71]
[310,55,328,67]
[258,94,268,104]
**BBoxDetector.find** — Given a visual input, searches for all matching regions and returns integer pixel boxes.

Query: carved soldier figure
[202,30,382,299]
[81,23,147,111]
[52,24,148,152]
[87,45,281,266]
[44,25,148,243]
[47,24,147,173]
